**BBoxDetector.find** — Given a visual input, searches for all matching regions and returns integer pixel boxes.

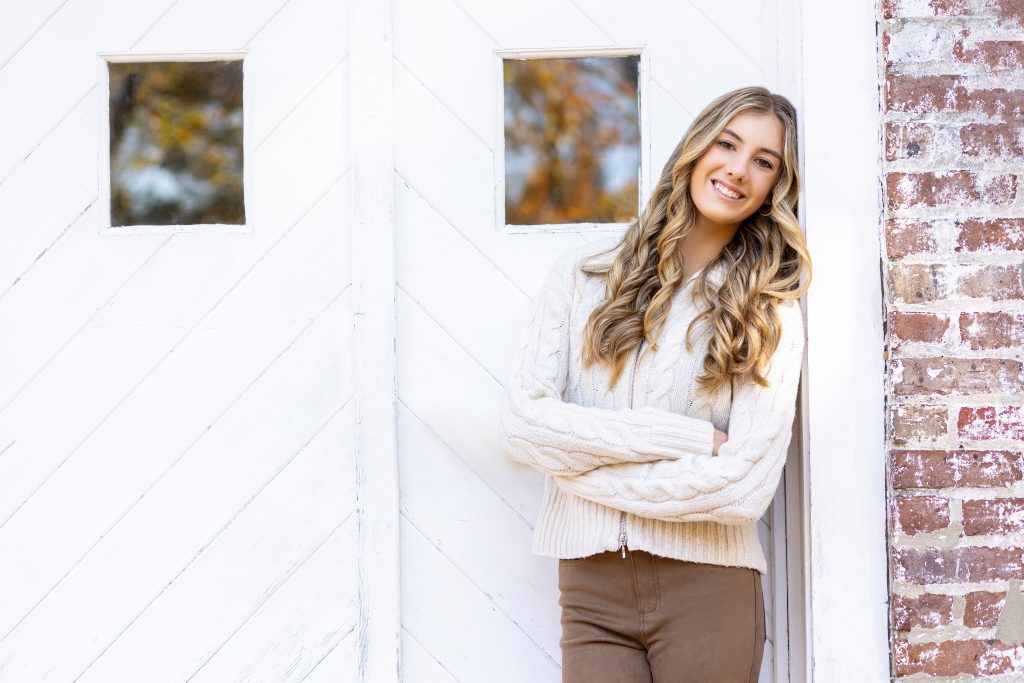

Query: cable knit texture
[498,236,806,574]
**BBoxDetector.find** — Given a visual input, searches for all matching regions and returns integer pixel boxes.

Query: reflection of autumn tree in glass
[504,56,640,225]
[108,60,244,226]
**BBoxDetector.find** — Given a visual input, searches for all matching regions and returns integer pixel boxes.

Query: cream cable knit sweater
[498,237,806,574]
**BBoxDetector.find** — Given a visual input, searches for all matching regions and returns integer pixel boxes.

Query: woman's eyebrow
[722,128,783,162]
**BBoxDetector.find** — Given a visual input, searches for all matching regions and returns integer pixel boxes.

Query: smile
[711,179,744,201]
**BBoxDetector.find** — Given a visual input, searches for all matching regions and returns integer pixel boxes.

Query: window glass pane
[108,60,245,226]
[503,55,640,225]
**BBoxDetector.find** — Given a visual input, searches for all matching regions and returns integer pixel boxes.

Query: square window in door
[106,59,246,228]
[501,54,640,228]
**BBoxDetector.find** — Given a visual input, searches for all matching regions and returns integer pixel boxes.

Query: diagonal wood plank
[400,515,562,682]
[0,292,352,681]
[398,403,562,657]
[0,211,351,641]
[78,408,356,681]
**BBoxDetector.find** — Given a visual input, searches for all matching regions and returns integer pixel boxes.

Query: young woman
[499,86,811,682]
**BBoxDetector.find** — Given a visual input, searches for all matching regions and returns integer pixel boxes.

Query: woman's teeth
[712,180,742,200]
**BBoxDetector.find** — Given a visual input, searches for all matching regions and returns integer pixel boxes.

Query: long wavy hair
[580,86,812,393]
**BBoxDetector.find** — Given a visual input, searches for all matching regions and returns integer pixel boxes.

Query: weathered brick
[892,405,950,443]
[889,263,946,303]
[896,494,951,533]
[960,123,1024,159]
[965,591,1006,627]
[894,638,1023,676]
[883,0,970,19]
[964,498,1024,535]
[886,74,965,113]
[960,406,1024,441]
[963,88,1024,119]
[956,218,1024,252]
[887,171,1017,209]
[892,449,1024,488]
[961,311,1024,349]
[954,38,1024,69]
[892,592,955,630]
[887,121,935,161]
[886,219,940,260]
[886,76,1024,119]
[992,0,1024,27]
[957,264,1024,300]
[893,357,1024,396]
[891,311,950,345]
[894,546,1024,583]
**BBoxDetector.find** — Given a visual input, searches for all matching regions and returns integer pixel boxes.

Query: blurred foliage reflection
[108,60,245,226]
[503,56,640,225]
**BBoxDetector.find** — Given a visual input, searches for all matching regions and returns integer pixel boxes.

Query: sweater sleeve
[551,298,805,523]
[498,247,717,477]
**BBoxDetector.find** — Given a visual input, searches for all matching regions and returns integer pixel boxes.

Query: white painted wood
[349,1,401,681]
[301,633,361,683]
[397,404,562,656]
[801,0,889,679]
[77,407,356,681]
[399,516,562,682]
[0,2,358,679]
[0,293,353,680]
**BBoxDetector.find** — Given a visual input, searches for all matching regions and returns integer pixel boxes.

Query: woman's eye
[717,140,734,150]
[756,158,774,170]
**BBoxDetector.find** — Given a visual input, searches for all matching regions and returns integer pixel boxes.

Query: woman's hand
[712,429,728,456]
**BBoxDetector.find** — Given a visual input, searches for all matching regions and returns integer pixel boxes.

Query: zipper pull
[619,531,628,558]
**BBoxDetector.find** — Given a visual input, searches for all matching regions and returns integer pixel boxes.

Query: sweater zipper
[619,340,644,558]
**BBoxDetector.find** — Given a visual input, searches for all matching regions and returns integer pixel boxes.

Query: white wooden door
[0,0,358,679]
[391,1,797,680]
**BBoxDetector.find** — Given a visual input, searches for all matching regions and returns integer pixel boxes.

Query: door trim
[799,0,890,679]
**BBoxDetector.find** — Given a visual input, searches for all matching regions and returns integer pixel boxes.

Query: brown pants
[557,549,765,682]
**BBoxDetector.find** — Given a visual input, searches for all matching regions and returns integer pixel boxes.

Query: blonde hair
[580,85,812,392]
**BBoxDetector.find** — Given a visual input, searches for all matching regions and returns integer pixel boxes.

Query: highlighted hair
[580,86,812,392]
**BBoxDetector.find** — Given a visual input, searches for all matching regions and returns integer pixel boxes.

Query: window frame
[95,49,254,235]
[492,46,650,234]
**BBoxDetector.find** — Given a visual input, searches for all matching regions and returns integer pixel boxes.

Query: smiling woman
[498,85,812,682]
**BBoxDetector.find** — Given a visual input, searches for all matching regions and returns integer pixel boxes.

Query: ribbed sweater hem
[530,478,768,574]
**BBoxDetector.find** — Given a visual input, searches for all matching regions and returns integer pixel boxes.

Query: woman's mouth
[711,179,744,201]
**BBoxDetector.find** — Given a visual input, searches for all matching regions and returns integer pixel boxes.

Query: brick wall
[883,0,1024,677]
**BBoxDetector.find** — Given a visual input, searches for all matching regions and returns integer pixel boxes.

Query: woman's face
[688,110,785,229]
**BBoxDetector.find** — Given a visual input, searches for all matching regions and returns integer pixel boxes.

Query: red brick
[886,219,940,260]
[892,593,955,630]
[954,38,1024,69]
[961,311,1024,349]
[891,311,950,345]
[963,88,1024,119]
[964,498,1024,535]
[956,218,1024,252]
[886,74,965,113]
[894,357,1024,397]
[961,123,1024,159]
[965,591,1006,627]
[992,0,1024,27]
[887,171,1017,210]
[896,494,951,533]
[894,638,1023,676]
[892,449,1024,488]
[886,122,935,161]
[894,546,1024,583]
[960,406,1024,441]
